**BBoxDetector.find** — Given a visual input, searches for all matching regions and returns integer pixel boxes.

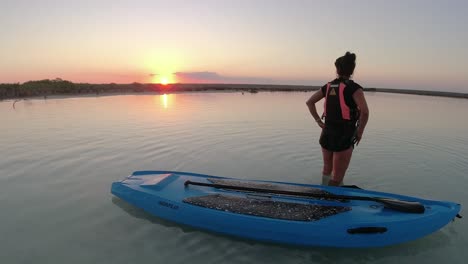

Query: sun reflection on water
[158,94,175,109]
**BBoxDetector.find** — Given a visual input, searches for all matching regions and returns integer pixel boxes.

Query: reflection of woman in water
[306,52,369,186]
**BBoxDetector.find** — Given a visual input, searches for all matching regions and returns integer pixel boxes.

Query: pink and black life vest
[322,80,359,124]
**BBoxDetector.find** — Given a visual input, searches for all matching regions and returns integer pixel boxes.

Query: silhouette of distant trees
[0,78,77,98]
[0,83,21,98]
[0,79,169,99]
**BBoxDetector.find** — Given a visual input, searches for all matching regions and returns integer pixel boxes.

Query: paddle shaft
[184,180,425,214]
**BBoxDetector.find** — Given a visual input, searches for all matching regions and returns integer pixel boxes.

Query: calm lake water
[1,91,467,264]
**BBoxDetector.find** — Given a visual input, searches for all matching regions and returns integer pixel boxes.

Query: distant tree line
[0,78,167,100]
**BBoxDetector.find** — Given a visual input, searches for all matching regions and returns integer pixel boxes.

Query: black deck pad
[183,194,351,221]
[208,178,344,202]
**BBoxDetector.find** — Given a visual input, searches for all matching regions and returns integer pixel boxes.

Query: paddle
[184,180,425,214]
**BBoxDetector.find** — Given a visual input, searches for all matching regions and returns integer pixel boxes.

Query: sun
[160,77,169,85]
[149,70,175,84]
[152,74,174,85]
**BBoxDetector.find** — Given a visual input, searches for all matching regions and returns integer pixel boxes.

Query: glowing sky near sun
[0,0,467,92]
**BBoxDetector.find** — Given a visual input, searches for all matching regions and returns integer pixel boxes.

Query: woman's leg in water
[329,147,353,186]
[321,148,333,185]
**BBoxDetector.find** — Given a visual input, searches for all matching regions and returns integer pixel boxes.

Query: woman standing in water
[306,52,369,186]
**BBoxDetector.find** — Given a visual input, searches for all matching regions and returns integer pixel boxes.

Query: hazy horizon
[1,0,467,92]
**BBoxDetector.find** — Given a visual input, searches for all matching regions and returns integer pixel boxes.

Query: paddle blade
[378,198,425,214]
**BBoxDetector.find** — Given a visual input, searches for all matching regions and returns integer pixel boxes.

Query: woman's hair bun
[344,52,356,62]
[335,51,356,76]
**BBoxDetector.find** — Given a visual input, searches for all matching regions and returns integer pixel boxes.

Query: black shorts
[319,123,357,152]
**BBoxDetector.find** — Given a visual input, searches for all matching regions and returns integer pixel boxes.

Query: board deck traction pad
[182,178,351,221]
[207,178,344,200]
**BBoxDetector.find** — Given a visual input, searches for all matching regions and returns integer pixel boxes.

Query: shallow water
[1,91,467,264]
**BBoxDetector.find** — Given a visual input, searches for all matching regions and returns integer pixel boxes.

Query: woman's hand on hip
[316,119,325,128]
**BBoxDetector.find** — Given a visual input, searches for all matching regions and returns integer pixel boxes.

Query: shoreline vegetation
[1,78,467,100]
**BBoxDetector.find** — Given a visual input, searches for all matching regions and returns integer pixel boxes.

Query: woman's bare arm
[352,89,369,145]
[306,90,325,128]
